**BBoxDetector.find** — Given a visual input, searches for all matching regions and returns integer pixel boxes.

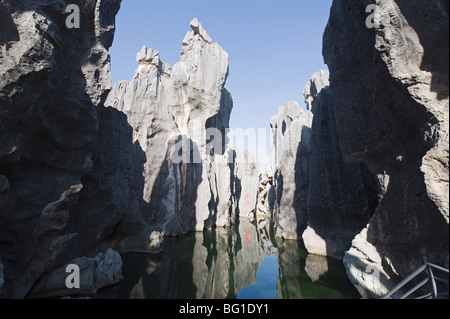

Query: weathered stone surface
[148,231,164,253]
[99,18,259,240]
[255,168,274,217]
[66,101,150,257]
[270,102,313,240]
[232,147,260,219]
[105,19,229,236]
[28,248,122,298]
[301,70,378,260]
[0,0,121,298]
[93,249,123,290]
[324,0,449,297]
[189,17,212,44]
[136,46,159,64]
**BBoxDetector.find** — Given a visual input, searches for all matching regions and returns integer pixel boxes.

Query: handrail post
[427,264,438,299]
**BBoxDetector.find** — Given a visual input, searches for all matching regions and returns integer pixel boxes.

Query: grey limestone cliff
[268,71,378,261]
[324,0,449,298]
[0,0,122,298]
[94,18,259,246]
[302,70,378,261]
[270,102,313,240]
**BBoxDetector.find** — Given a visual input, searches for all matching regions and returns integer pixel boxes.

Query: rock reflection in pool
[96,219,360,299]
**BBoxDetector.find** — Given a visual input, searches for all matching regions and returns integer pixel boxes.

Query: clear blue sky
[110,0,333,166]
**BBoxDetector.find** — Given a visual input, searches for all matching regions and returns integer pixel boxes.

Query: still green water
[96,219,361,299]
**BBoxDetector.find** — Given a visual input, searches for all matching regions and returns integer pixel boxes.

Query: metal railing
[382,263,449,299]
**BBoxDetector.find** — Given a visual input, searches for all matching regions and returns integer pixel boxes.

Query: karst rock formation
[269,0,448,298]
[0,0,448,300]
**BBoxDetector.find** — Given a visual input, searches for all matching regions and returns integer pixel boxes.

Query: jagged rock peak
[136,46,159,64]
[136,45,171,75]
[183,17,213,45]
[303,70,330,111]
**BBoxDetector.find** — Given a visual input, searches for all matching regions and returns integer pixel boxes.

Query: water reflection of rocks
[96,218,360,299]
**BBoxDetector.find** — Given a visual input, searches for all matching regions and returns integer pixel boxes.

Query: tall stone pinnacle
[182,17,213,45]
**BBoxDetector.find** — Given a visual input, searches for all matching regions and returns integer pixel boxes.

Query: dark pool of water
[96,219,361,299]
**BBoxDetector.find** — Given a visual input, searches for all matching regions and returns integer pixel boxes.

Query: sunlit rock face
[323,0,449,298]
[100,17,232,240]
[0,0,122,298]
[255,168,275,217]
[270,102,313,240]
[96,17,259,248]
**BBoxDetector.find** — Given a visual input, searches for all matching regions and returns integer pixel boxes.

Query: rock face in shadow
[28,248,122,299]
[67,105,149,256]
[0,0,122,298]
[323,0,449,298]
[270,102,313,240]
[302,70,378,260]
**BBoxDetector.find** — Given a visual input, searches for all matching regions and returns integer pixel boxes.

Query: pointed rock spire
[183,17,212,45]
[136,46,159,65]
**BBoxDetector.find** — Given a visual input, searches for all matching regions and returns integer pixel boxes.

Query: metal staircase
[382,263,449,299]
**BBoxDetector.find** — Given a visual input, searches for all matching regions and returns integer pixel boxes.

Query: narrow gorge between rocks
[95,218,360,299]
[0,0,448,300]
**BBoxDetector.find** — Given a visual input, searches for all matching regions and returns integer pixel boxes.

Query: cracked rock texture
[0,0,122,298]
[301,70,378,261]
[268,71,378,261]
[28,248,122,298]
[324,0,449,298]
[98,18,258,242]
